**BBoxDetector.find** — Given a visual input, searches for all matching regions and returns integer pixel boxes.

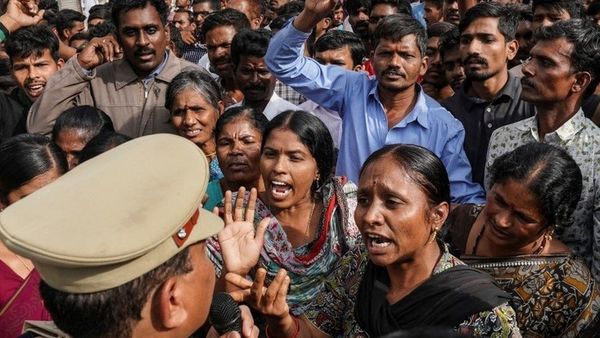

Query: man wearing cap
[0,134,257,338]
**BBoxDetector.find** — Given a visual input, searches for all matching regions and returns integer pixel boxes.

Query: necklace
[303,202,317,243]
[472,224,547,256]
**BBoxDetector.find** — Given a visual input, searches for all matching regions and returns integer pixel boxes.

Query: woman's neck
[385,242,441,304]
[269,195,321,248]
[199,140,216,157]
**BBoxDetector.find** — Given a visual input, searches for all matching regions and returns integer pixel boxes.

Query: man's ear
[506,39,519,62]
[56,58,65,69]
[572,71,592,95]
[154,277,188,330]
[353,63,364,72]
[419,55,429,76]
[190,22,197,32]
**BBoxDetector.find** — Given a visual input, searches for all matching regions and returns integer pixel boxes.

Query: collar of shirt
[142,51,170,87]
[459,71,520,109]
[517,109,587,142]
[368,84,430,130]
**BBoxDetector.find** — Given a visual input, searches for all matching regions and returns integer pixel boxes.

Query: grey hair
[165,69,224,112]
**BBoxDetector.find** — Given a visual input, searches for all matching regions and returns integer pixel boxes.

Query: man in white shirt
[228,28,298,119]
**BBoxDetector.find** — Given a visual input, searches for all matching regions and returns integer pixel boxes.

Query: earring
[545,227,555,241]
[429,228,439,243]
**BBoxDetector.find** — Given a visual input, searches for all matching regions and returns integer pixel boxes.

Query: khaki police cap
[0,134,223,293]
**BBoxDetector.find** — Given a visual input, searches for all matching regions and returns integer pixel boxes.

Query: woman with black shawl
[226,144,521,337]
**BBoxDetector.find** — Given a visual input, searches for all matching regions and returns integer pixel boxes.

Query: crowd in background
[0,0,600,336]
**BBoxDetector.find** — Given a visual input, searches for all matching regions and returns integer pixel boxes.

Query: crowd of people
[0,0,599,336]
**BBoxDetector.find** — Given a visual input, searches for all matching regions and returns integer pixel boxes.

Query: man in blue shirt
[265,2,484,204]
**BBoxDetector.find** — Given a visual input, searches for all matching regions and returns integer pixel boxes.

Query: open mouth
[270,180,292,199]
[365,233,393,249]
[26,83,45,96]
[182,129,201,138]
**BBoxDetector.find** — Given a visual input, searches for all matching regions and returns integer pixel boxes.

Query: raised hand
[0,0,45,33]
[180,30,197,45]
[77,36,122,70]
[294,0,338,32]
[218,187,270,276]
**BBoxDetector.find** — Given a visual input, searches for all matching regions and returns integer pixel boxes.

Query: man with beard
[229,29,299,119]
[442,2,534,186]
[345,0,371,49]
[439,25,465,92]
[1,25,63,142]
[422,22,455,101]
[28,0,201,138]
[485,19,600,282]
[443,0,460,25]
[198,8,250,107]
[266,11,485,204]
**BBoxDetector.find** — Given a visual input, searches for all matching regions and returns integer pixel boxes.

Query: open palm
[218,187,270,276]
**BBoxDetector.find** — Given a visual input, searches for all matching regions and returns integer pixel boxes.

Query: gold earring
[429,228,439,243]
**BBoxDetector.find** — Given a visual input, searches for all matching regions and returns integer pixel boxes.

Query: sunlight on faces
[521,38,585,104]
[170,88,221,146]
[484,179,547,255]
[11,49,63,101]
[235,56,276,103]
[355,157,441,267]
[216,117,263,185]
[206,26,237,79]
[459,17,517,82]
[260,129,319,210]
[372,35,428,94]
[116,4,169,77]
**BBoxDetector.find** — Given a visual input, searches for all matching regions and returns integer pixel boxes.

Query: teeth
[184,130,201,137]
[272,181,287,186]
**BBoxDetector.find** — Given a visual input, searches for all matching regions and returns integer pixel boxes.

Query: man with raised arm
[265,0,484,204]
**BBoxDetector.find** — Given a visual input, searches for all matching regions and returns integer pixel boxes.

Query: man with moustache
[27,0,202,138]
[439,26,465,92]
[198,8,250,106]
[266,10,485,204]
[442,2,534,186]
[345,0,371,49]
[485,19,600,281]
[229,29,299,119]
[1,25,63,141]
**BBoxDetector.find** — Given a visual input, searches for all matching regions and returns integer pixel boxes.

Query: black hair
[588,0,600,17]
[69,31,90,44]
[169,28,185,58]
[490,143,582,230]
[512,3,533,22]
[427,21,455,38]
[459,2,518,41]
[88,21,117,39]
[4,24,60,62]
[231,28,272,67]
[42,9,58,29]
[51,106,115,145]
[201,8,250,37]
[174,8,195,22]
[40,247,192,338]
[534,19,600,98]
[39,0,59,11]
[111,0,169,28]
[262,110,334,191]
[532,0,583,19]
[215,106,269,140]
[56,9,86,34]
[372,14,427,56]
[370,0,411,16]
[359,144,451,206]
[276,0,304,16]
[78,131,132,163]
[88,4,112,24]
[0,134,68,202]
[345,0,371,15]
[314,30,366,67]
[269,14,293,31]
[423,0,443,9]
[438,24,460,60]
[193,0,221,10]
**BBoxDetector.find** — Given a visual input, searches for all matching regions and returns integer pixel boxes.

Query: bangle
[266,316,300,338]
